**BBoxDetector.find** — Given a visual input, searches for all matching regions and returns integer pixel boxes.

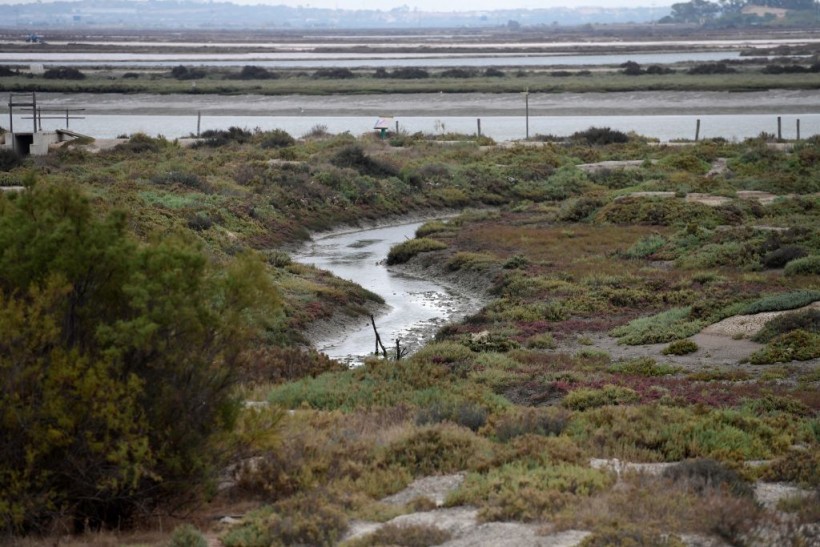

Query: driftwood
[370,314,387,358]
[370,314,410,360]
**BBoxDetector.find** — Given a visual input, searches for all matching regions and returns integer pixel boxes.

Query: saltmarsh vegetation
[1,125,818,543]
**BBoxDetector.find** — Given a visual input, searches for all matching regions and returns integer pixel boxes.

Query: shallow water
[293,222,471,364]
[7,112,816,142]
[0,50,747,68]
[6,90,817,142]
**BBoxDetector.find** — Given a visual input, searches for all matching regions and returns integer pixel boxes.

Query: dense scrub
[1,126,818,543]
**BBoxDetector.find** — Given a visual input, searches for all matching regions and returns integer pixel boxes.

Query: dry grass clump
[379,424,494,477]
[552,472,762,544]
[763,448,820,487]
[447,462,615,522]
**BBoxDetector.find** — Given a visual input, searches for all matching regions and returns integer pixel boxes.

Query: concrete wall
[30,132,61,156]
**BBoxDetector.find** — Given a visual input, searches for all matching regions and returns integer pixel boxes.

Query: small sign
[374,117,394,130]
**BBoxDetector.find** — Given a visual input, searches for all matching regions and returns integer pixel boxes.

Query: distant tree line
[660,0,817,25]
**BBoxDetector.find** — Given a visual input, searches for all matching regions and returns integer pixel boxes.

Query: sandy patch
[576,160,648,173]
[382,473,466,507]
[686,193,731,206]
[736,190,780,205]
[702,302,819,339]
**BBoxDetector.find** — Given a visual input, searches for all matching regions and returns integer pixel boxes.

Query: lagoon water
[0,50,750,68]
[7,112,817,142]
[6,89,817,142]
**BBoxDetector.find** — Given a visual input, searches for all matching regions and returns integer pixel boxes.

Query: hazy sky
[0,0,677,10]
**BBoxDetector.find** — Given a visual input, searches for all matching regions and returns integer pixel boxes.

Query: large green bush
[0,183,279,532]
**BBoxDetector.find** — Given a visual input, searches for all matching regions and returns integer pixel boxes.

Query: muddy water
[293,222,479,365]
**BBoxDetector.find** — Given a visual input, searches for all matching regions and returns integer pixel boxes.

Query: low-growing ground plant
[662,339,699,356]
[562,385,640,410]
[784,255,820,276]
[492,407,571,441]
[749,330,820,364]
[386,238,447,265]
[611,356,682,375]
[579,527,686,547]
[611,307,704,345]
[380,424,492,476]
[168,524,208,547]
[753,309,819,344]
[447,462,615,522]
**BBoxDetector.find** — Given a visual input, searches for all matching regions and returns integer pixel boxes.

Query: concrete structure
[2,129,90,156]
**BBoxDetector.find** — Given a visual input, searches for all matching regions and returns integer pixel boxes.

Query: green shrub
[785,255,820,277]
[493,407,570,442]
[597,198,718,227]
[236,65,278,80]
[415,220,449,237]
[331,144,398,177]
[663,459,754,498]
[0,184,279,532]
[740,290,820,315]
[562,385,640,411]
[447,462,614,521]
[611,307,704,345]
[623,234,666,259]
[446,251,496,272]
[580,527,685,547]
[526,332,557,349]
[151,170,207,190]
[168,524,208,547]
[380,425,489,476]
[569,405,789,462]
[386,238,447,265]
[571,127,629,145]
[662,339,699,356]
[260,129,295,148]
[416,402,488,432]
[196,127,253,148]
[763,449,820,487]
[313,67,355,79]
[753,309,819,343]
[762,245,808,268]
[344,523,452,547]
[749,330,820,364]
[223,491,348,547]
[0,149,21,172]
[43,66,85,80]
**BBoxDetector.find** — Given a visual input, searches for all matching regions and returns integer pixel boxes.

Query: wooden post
[477,118,481,139]
[525,89,530,140]
[777,116,782,141]
[197,111,201,137]
[695,119,700,142]
[797,119,801,141]
[65,109,70,128]
[395,120,399,134]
